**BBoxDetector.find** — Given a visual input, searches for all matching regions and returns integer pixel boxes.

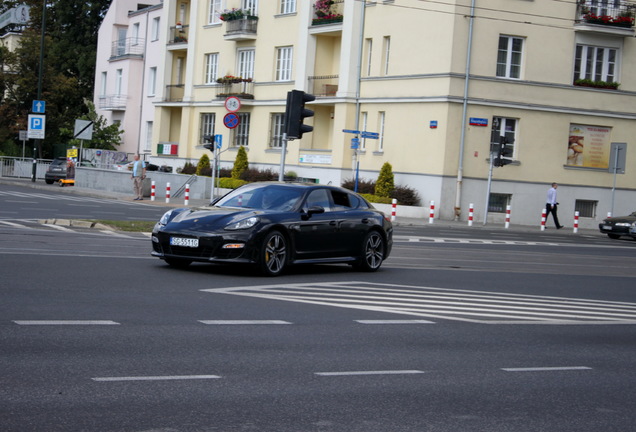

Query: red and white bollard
[573,211,579,234]
[391,199,397,222]
[607,212,612,219]
[151,181,156,201]
[541,208,546,231]
[238,195,243,207]
[166,182,171,204]
[468,203,474,227]
[505,205,511,229]
[429,200,435,224]
[184,183,190,206]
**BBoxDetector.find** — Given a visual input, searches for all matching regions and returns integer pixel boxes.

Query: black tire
[259,230,287,276]
[607,234,621,239]
[45,179,54,184]
[164,257,192,268]
[353,230,385,272]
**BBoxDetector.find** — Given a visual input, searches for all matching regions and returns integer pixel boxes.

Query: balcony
[311,0,344,27]
[164,84,184,102]
[575,1,635,36]
[98,94,127,110]
[216,79,254,99]
[308,75,339,97]
[168,24,189,46]
[109,38,144,60]
[223,17,258,41]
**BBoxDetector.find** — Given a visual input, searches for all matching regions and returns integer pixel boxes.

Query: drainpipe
[137,11,150,155]
[455,0,476,220]
[353,0,367,192]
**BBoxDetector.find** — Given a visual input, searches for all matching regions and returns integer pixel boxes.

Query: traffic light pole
[483,149,495,225]
[278,132,288,182]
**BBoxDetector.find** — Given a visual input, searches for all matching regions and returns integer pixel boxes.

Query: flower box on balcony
[219,8,258,22]
[582,13,634,28]
[574,79,620,90]
[312,15,343,26]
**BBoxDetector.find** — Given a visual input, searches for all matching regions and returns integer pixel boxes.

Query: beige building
[144,0,636,227]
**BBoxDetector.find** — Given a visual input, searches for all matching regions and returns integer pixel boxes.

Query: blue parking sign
[27,114,45,139]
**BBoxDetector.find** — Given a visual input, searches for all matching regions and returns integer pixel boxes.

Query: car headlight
[615,222,631,227]
[159,210,175,226]
[225,216,259,231]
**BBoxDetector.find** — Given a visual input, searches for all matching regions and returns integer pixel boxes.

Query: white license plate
[603,225,612,230]
[170,237,199,247]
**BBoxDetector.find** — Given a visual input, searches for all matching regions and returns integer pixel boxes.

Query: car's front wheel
[259,230,287,276]
[164,257,192,268]
[353,230,385,272]
[45,179,54,184]
[607,233,621,239]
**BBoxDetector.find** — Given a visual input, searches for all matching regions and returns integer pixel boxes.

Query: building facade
[99,0,636,228]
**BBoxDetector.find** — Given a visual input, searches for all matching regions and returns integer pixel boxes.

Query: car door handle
[361,218,370,224]
[329,220,337,226]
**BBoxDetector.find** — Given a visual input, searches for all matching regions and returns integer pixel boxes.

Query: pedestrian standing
[546,182,563,229]
[131,155,146,201]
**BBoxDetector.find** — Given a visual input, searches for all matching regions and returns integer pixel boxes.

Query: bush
[390,185,420,206]
[341,178,376,194]
[196,154,211,176]
[375,162,395,197]
[239,167,278,182]
[231,146,248,179]
[360,194,393,204]
[217,177,248,189]
[343,177,420,206]
[179,162,196,175]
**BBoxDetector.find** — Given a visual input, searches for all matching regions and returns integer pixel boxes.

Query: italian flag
[157,144,178,155]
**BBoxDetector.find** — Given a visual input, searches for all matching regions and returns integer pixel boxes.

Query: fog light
[152,236,159,243]
[222,243,245,249]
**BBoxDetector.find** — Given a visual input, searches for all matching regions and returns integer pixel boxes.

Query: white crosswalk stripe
[204,282,636,325]
[0,190,141,206]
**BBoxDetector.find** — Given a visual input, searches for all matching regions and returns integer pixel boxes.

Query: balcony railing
[308,75,339,97]
[312,0,344,26]
[576,1,635,28]
[110,38,144,59]
[98,94,127,110]
[164,84,184,102]
[223,17,258,40]
[168,24,189,45]
[216,81,254,99]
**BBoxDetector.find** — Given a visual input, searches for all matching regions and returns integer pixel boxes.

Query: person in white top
[546,182,563,229]
[131,155,146,201]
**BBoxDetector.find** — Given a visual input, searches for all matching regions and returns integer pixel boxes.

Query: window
[209,0,222,24]
[377,112,385,152]
[200,113,215,144]
[365,38,373,77]
[275,47,293,81]
[205,53,219,84]
[488,193,512,213]
[117,28,127,56]
[574,45,617,82]
[238,49,255,79]
[586,0,623,17]
[270,113,285,148]
[148,67,157,96]
[305,189,331,212]
[360,112,368,150]
[132,23,140,45]
[176,57,184,84]
[151,17,160,41]
[280,0,296,14]
[497,35,523,79]
[382,36,391,76]
[144,121,153,153]
[100,72,107,97]
[115,69,123,95]
[243,0,258,15]
[232,113,251,147]
[575,199,597,218]
[492,117,518,158]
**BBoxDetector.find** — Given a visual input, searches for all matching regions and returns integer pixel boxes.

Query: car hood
[163,206,263,231]
[603,213,636,224]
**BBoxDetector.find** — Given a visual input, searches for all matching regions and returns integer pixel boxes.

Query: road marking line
[0,220,25,227]
[355,319,435,324]
[315,370,426,377]
[502,366,592,372]
[92,375,221,382]
[13,320,120,325]
[198,320,292,325]
[42,224,74,232]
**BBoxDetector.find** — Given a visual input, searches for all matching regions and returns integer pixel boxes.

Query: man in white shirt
[131,155,146,201]
[546,182,563,229]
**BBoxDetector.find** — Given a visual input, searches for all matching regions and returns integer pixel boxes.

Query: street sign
[342,129,360,134]
[469,117,488,126]
[608,142,627,174]
[223,113,240,129]
[224,96,241,112]
[27,114,45,139]
[74,119,94,140]
[214,134,223,149]
[32,100,45,114]
[351,138,360,149]
[19,130,27,141]
[361,131,379,139]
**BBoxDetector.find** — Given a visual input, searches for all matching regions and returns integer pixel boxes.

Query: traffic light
[285,90,315,139]
[202,135,214,151]
[494,133,514,167]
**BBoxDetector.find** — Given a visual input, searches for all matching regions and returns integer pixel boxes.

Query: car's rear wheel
[607,233,621,239]
[259,230,287,276]
[353,230,385,272]
[45,179,54,184]
[164,257,192,268]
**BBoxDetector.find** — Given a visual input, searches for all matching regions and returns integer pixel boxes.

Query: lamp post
[32,0,47,182]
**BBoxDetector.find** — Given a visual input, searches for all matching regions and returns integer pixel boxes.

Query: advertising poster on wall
[567,124,612,168]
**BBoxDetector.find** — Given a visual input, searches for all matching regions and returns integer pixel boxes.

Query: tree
[58,99,123,153]
[375,162,395,198]
[232,146,249,179]
[196,153,211,176]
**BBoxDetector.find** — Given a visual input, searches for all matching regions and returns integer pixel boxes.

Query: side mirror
[301,205,325,220]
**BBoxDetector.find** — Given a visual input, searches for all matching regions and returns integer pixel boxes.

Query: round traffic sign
[223,112,240,129]
[224,96,241,112]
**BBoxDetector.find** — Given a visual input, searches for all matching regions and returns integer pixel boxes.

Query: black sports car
[598,211,636,239]
[151,182,393,275]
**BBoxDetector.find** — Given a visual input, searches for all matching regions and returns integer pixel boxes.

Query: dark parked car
[44,157,67,184]
[598,212,636,239]
[151,182,393,276]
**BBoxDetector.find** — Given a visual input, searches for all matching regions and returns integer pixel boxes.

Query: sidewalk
[0,177,598,235]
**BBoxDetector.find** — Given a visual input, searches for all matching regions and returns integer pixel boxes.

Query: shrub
[196,154,211,176]
[239,167,277,182]
[218,177,248,189]
[390,185,420,206]
[231,146,248,179]
[375,162,395,197]
[179,162,196,175]
[341,178,376,194]
[360,193,393,204]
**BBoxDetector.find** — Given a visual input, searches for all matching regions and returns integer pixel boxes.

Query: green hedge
[217,177,247,189]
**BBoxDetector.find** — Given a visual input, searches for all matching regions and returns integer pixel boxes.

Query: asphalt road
[2,181,636,432]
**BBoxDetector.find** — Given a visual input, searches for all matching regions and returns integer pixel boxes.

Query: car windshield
[215,185,304,211]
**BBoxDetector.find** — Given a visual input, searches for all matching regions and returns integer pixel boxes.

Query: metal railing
[216,81,254,99]
[168,24,189,45]
[224,18,258,35]
[308,75,339,97]
[165,84,184,102]
[0,156,52,179]
[172,174,198,198]
[110,37,145,58]
[577,1,635,27]
[98,94,128,110]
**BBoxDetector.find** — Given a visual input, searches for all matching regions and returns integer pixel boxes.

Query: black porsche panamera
[151,182,393,276]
